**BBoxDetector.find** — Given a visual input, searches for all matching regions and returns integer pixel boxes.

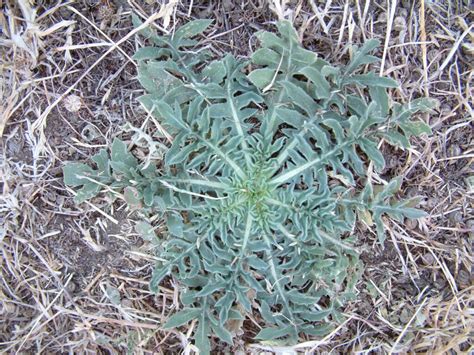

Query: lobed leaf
[63,18,435,353]
[163,308,203,328]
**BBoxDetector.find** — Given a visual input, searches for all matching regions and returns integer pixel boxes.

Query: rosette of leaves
[63,18,436,353]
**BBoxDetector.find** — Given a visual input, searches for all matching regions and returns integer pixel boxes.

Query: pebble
[422,253,435,265]
[426,197,439,210]
[405,218,417,230]
[448,210,463,224]
[466,219,474,237]
[66,281,77,294]
[377,13,387,23]
[440,104,452,116]
[393,17,407,32]
[427,49,438,62]
[121,298,134,308]
[0,301,17,315]
[398,8,408,19]
[457,269,471,289]
[402,0,412,8]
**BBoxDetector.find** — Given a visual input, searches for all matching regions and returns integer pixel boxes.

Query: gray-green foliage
[63,18,435,353]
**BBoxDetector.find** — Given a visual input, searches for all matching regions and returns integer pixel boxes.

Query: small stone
[121,298,133,308]
[66,282,77,294]
[81,124,101,142]
[464,176,474,193]
[393,17,406,32]
[422,253,435,265]
[405,187,419,197]
[427,49,438,62]
[448,211,463,224]
[97,3,115,20]
[434,278,446,290]
[461,42,474,56]
[448,144,461,159]
[466,219,474,237]
[377,12,387,23]
[399,307,411,323]
[398,8,408,18]
[0,301,17,315]
[45,191,56,202]
[457,269,471,289]
[405,218,417,230]
[222,0,234,11]
[440,104,452,116]
[63,95,82,113]
[426,197,439,210]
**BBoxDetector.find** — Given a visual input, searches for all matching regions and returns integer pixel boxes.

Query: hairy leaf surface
[63,19,435,353]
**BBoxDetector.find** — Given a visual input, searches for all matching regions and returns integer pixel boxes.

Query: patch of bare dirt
[46,213,131,280]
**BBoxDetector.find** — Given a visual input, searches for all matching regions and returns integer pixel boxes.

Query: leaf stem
[227,74,253,171]
[270,141,352,186]
[262,233,299,335]
[160,177,231,190]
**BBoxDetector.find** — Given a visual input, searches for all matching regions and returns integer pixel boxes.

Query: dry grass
[1,0,472,353]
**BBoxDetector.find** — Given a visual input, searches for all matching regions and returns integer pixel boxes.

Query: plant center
[236,171,271,220]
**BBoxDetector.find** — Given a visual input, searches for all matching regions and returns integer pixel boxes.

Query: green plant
[63,18,435,353]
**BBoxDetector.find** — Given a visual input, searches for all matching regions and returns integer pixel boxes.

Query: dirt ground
[1,0,472,353]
